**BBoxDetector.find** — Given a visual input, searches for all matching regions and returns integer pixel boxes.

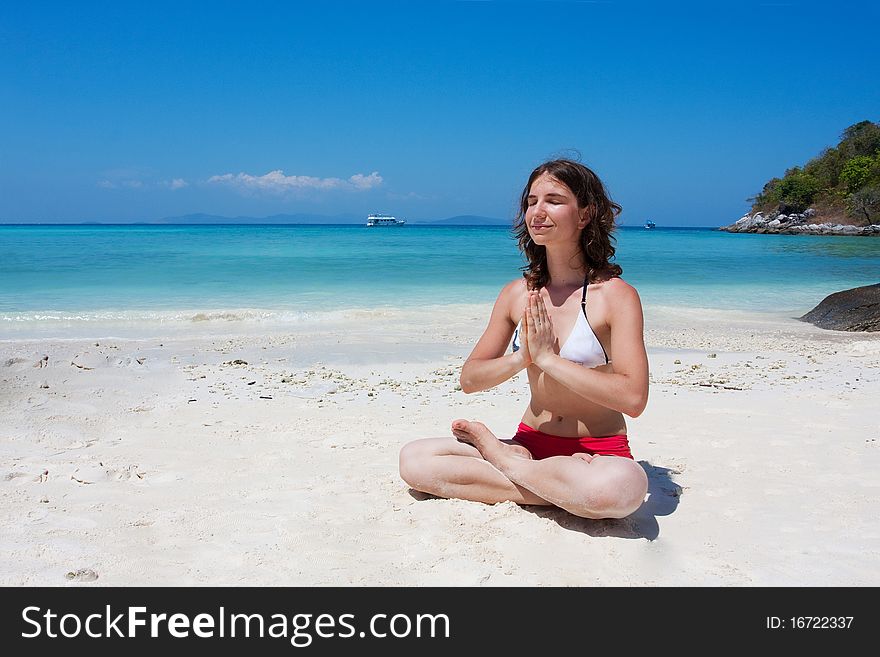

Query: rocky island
[720,210,880,236]
[719,120,880,236]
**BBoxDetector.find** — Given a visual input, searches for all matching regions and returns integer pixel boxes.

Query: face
[525,173,589,245]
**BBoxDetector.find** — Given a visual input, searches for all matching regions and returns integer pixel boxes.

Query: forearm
[460,352,528,393]
[535,353,647,417]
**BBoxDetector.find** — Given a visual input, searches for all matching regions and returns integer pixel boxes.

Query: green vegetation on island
[750,120,880,225]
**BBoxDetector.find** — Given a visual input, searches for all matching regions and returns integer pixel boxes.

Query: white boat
[644,220,656,229]
[366,213,406,227]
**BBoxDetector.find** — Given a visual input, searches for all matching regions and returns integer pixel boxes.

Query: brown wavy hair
[513,159,622,290]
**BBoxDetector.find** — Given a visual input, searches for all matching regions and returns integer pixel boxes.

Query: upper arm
[607,279,649,390]
[464,279,522,362]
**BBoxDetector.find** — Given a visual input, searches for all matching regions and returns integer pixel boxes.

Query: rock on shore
[800,284,880,332]
[719,210,880,236]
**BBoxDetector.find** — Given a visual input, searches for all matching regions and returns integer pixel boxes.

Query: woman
[399,159,649,520]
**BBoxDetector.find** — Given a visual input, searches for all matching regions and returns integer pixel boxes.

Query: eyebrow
[527,192,568,199]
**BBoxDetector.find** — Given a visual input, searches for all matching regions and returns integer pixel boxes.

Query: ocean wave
[0,308,306,324]
[189,310,276,322]
[0,308,320,340]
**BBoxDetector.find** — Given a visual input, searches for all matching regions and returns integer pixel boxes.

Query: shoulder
[494,278,527,320]
[600,276,640,301]
[595,276,642,316]
[500,277,528,298]
[495,277,527,305]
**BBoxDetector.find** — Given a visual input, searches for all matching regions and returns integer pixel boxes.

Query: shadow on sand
[521,462,682,540]
[407,461,682,541]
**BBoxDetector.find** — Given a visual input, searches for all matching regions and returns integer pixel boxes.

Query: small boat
[644,220,656,229]
[366,213,406,227]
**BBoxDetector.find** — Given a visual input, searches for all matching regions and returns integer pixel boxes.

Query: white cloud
[167,178,189,190]
[349,172,383,190]
[207,169,383,195]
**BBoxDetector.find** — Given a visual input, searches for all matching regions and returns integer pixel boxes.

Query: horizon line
[0,221,723,229]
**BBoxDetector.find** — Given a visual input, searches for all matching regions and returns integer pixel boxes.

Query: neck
[544,242,587,288]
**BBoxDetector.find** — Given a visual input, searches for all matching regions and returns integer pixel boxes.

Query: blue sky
[1,0,877,226]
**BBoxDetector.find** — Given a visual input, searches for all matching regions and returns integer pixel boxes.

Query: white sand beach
[1,306,878,586]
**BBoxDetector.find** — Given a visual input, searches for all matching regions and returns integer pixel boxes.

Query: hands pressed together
[519,289,557,370]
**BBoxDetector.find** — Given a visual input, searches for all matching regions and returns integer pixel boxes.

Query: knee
[578,460,649,519]
[398,439,431,490]
[602,461,648,518]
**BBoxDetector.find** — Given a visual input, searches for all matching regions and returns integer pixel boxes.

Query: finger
[540,305,554,339]
[539,294,551,328]
[530,311,545,340]
[529,295,540,325]
[529,304,540,331]
[535,291,550,327]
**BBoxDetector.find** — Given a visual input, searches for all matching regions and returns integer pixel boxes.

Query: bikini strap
[580,271,610,364]
[580,271,589,318]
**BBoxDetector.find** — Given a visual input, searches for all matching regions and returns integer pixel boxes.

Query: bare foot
[451,420,532,461]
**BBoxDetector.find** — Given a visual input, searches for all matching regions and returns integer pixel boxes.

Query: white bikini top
[511,277,609,369]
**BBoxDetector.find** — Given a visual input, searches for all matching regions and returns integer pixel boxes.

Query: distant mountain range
[150,213,510,226]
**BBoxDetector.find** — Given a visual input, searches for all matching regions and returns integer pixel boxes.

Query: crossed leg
[399,420,648,519]
[399,433,551,506]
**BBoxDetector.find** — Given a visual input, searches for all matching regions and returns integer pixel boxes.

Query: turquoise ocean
[1,224,877,338]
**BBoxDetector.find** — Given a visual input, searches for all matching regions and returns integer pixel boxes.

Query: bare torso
[509,279,627,437]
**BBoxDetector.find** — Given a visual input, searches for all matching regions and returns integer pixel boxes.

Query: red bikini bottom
[511,422,634,460]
